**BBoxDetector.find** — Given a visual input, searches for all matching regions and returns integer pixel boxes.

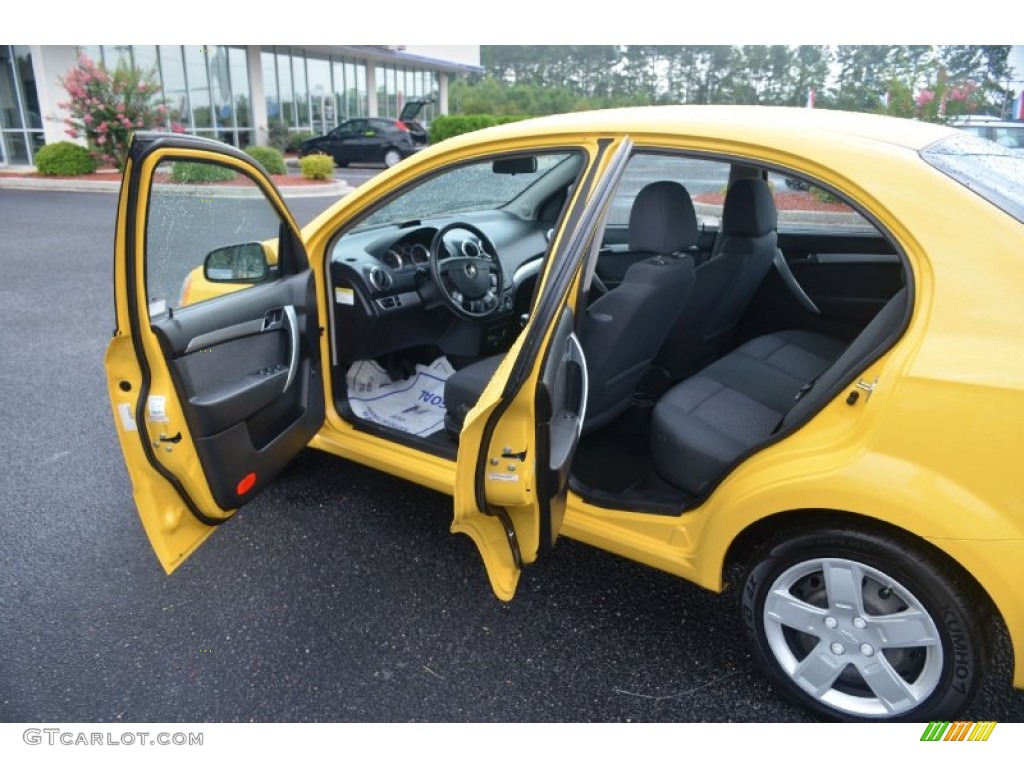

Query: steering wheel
[429,222,504,320]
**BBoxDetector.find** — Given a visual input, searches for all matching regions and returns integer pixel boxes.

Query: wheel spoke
[822,560,866,614]
[764,588,827,635]
[869,610,940,649]
[857,655,921,712]
[792,646,849,697]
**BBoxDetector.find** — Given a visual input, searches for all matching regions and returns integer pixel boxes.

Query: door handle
[282,305,299,394]
[565,332,589,441]
[261,306,299,394]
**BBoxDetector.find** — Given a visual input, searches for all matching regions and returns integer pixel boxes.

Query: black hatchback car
[299,99,432,168]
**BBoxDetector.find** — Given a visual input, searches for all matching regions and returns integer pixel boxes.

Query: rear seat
[650,289,908,495]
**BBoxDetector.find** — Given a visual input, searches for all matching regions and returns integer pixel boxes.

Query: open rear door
[452,137,633,600]
[105,133,324,572]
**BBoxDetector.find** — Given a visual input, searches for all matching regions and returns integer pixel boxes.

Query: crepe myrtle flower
[58,53,168,169]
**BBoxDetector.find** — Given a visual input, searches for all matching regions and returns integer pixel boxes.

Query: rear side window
[606,154,729,228]
[765,173,876,234]
[921,133,1024,223]
[606,152,877,236]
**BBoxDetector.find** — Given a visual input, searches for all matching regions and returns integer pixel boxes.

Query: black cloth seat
[444,181,699,438]
[656,177,780,379]
[651,289,908,495]
[444,354,502,436]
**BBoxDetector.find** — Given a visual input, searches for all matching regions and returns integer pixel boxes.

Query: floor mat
[571,439,649,494]
[346,357,454,436]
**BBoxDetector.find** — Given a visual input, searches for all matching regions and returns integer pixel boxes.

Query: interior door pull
[282,305,299,394]
[773,248,820,315]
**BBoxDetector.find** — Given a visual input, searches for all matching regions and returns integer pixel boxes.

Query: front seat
[655,177,779,379]
[444,181,698,437]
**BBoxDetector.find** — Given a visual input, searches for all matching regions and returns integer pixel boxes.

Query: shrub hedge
[299,153,334,180]
[285,131,316,153]
[244,145,287,175]
[429,114,531,144]
[34,141,97,176]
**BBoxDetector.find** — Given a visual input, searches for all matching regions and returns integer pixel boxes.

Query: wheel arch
[721,507,1017,682]
[725,508,993,611]
[730,513,1003,720]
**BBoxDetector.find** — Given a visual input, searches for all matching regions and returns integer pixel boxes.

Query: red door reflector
[237,472,257,496]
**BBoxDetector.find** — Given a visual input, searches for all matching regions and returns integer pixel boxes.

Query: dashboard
[328,209,551,365]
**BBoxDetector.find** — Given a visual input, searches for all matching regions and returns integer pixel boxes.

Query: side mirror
[203,242,270,283]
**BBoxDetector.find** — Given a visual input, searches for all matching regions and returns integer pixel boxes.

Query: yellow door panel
[106,133,323,572]
[451,138,632,600]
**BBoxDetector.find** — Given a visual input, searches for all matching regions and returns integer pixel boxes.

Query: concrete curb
[0,175,353,199]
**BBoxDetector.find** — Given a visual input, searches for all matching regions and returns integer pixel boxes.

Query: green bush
[285,131,316,153]
[429,114,531,143]
[809,185,843,205]
[170,161,236,184]
[34,141,97,176]
[299,153,334,180]
[244,145,287,175]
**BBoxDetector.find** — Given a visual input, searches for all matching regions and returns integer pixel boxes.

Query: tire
[739,526,988,721]
[383,148,403,168]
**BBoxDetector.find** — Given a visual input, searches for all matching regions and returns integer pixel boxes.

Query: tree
[58,54,171,168]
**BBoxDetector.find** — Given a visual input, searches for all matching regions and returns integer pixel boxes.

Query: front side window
[146,159,284,315]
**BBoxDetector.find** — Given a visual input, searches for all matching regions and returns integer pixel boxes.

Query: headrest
[628,181,698,254]
[721,177,777,237]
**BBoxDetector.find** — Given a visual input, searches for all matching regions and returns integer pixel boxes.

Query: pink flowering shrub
[58,55,168,169]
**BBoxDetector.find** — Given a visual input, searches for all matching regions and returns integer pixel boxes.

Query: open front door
[105,133,324,573]
[452,138,633,600]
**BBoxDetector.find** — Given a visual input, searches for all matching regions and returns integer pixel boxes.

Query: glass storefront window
[307,56,332,133]
[0,49,24,130]
[229,47,251,137]
[101,45,132,67]
[132,46,160,81]
[78,45,102,65]
[292,53,308,127]
[184,46,212,130]
[332,60,346,122]
[262,50,279,123]
[209,46,233,133]
[355,63,367,117]
[1,45,44,165]
[159,46,188,129]
[14,47,42,130]
[276,52,293,126]
[2,130,29,165]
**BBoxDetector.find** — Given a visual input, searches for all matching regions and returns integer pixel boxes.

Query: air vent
[367,267,392,292]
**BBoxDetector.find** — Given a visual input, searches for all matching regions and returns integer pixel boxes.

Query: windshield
[353,152,581,231]
[921,133,1024,223]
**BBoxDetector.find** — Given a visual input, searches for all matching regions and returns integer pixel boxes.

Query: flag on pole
[806,88,815,109]
[1013,91,1024,121]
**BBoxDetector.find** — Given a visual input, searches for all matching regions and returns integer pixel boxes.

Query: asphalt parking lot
[1,186,1022,724]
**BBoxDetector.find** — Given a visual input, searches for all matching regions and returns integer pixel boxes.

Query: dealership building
[0,44,482,166]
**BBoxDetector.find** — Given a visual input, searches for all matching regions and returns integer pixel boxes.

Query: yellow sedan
[105,106,1024,721]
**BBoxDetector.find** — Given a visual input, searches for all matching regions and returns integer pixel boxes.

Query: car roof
[441,105,959,156]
